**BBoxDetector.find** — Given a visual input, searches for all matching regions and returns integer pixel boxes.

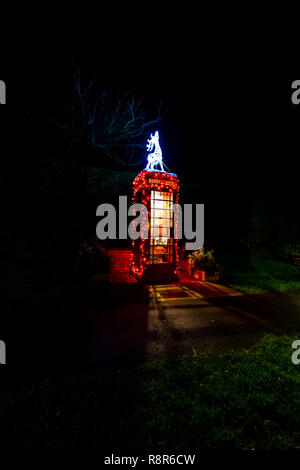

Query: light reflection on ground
[148,281,244,302]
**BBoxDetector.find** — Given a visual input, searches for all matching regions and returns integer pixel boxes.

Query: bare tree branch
[51,66,163,165]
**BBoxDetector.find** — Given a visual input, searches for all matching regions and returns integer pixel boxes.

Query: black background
[0,36,297,196]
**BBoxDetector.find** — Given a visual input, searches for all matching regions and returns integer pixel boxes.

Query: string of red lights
[131,170,179,280]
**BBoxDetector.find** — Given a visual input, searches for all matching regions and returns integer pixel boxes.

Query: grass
[1,334,300,450]
[220,248,300,294]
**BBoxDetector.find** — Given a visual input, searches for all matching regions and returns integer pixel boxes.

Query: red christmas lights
[130,170,180,281]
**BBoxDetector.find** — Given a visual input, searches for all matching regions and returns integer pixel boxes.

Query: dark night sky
[0,25,298,202]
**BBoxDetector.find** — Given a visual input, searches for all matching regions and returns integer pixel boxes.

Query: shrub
[188,248,221,274]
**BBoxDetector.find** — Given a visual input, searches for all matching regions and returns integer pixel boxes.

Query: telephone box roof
[133,169,179,192]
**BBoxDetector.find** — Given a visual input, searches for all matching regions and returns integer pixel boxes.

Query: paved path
[145,281,272,357]
[73,281,300,361]
[5,281,300,386]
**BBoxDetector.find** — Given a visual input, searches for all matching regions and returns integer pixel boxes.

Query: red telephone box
[130,169,180,282]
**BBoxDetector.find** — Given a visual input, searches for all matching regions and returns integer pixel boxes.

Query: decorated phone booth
[130,132,179,282]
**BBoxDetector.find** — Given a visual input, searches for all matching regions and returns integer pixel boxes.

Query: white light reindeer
[145,131,164,171]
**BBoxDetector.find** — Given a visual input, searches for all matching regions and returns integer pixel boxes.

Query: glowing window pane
[150,190,174,264]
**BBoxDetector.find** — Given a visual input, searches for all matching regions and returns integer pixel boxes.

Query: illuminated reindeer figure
[145,131,164,171]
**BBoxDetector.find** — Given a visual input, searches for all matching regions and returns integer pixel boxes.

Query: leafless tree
[52,67,163,165]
